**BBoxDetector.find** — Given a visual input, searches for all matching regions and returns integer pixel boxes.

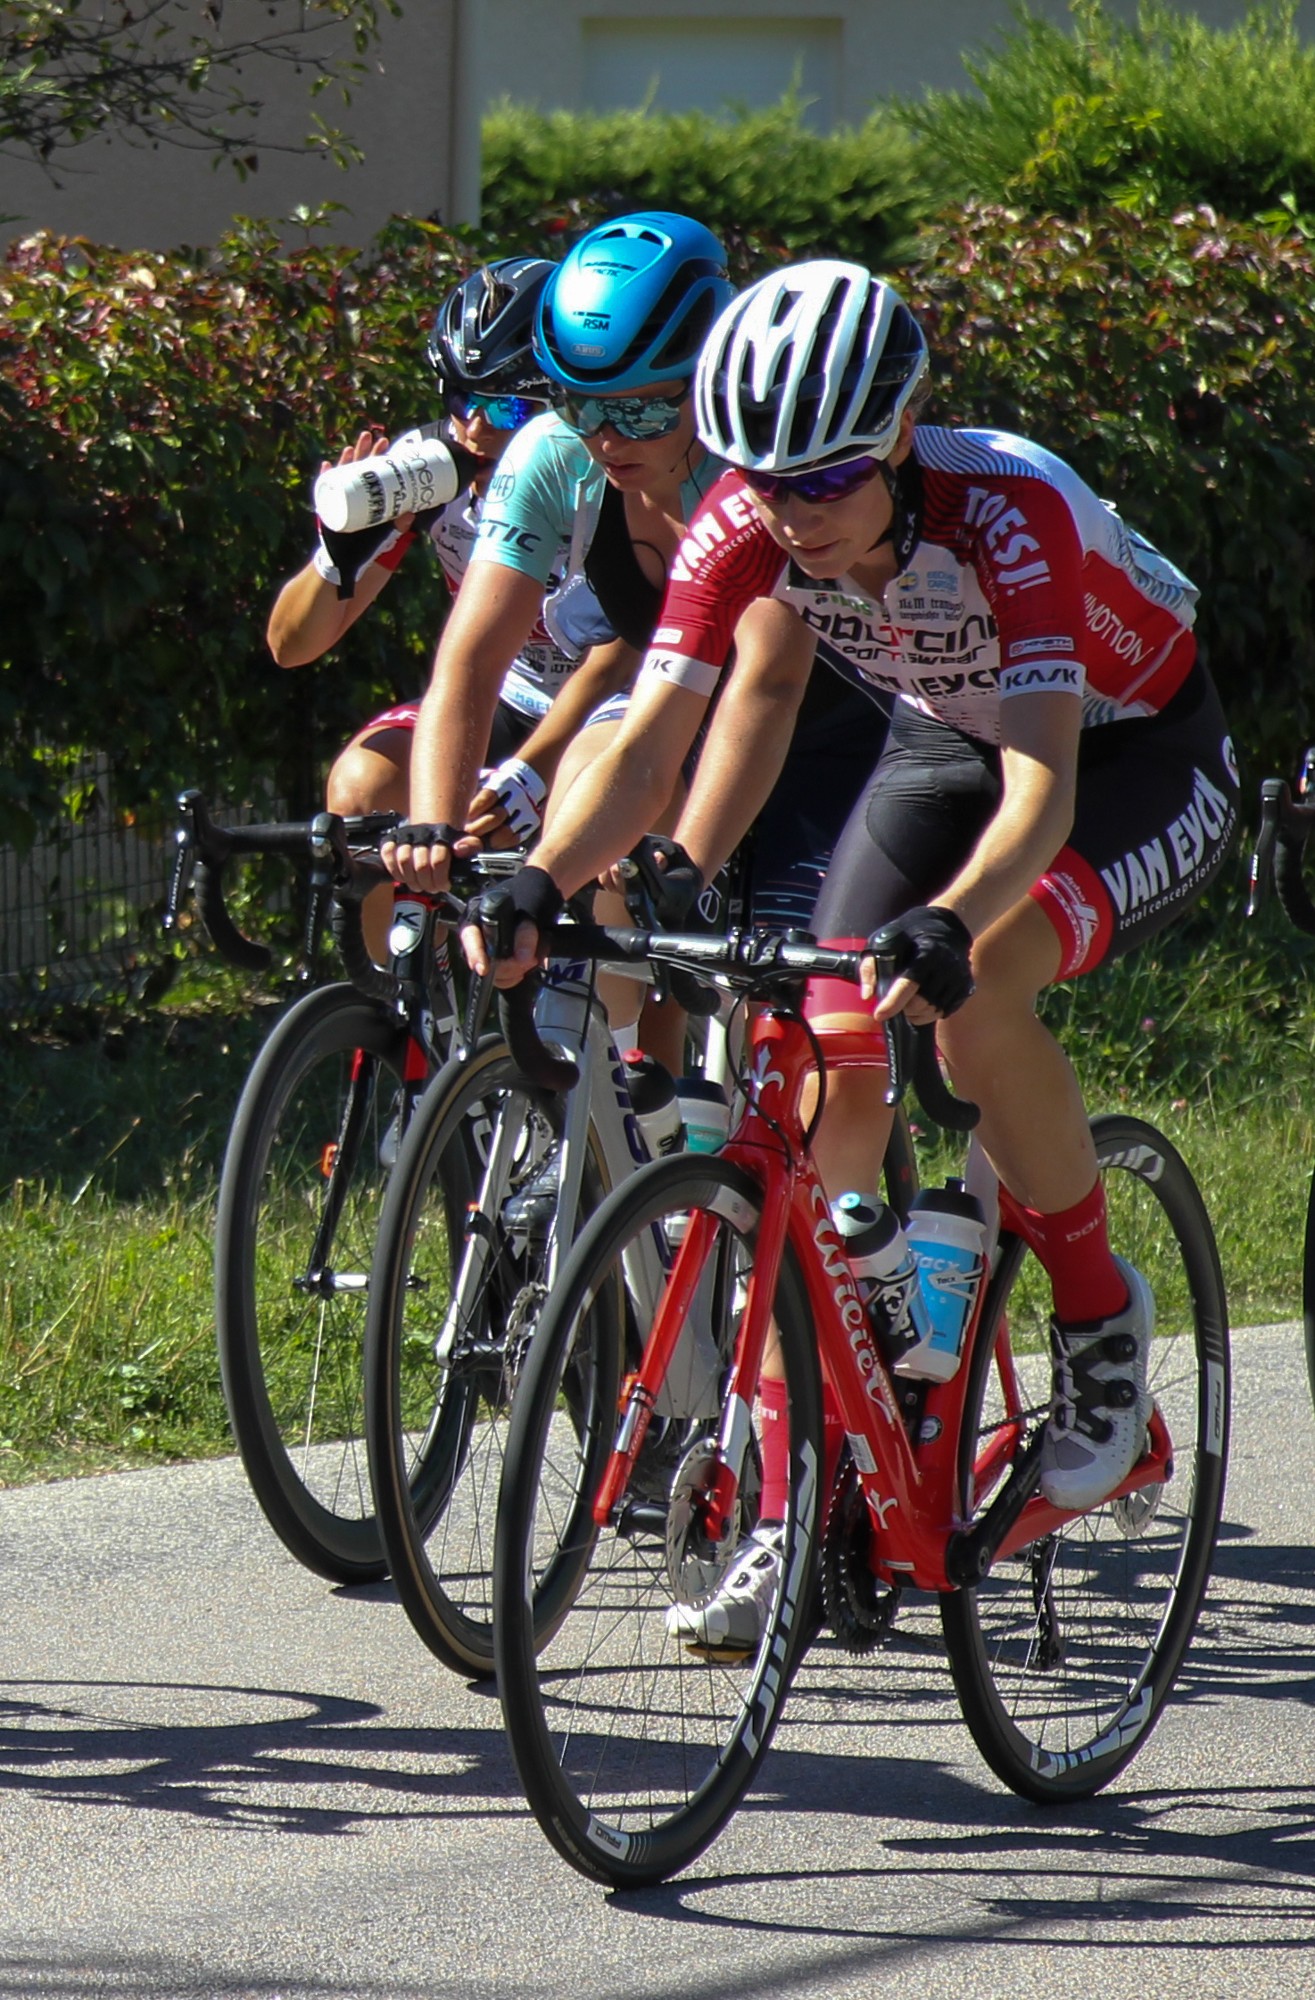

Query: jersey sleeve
[956,473,1088,703]
[467,414,590,589]
[637,471,788,699]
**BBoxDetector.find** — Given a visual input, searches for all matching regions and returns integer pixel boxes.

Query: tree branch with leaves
[1,0,400,178]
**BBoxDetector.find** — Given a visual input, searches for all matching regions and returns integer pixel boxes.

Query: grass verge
[3,883,1314,1485]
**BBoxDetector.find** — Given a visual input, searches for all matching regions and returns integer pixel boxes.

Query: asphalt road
[2,1322,1313,2000]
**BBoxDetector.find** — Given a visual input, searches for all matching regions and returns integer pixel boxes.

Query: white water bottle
[896,1180,989,1382]
[313,434,464,532]
[830,1192,930,1366]
[621,1050,683,1158]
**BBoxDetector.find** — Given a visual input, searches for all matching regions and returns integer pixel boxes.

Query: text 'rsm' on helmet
[533,211,734,394]
[695,260,928,472]
[427,257,556,396]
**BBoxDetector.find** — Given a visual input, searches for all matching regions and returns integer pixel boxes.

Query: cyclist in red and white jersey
[469,261,1239,1627]
[266,256,633,952]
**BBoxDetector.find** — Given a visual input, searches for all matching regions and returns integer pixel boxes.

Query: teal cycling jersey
[469,412,726,659]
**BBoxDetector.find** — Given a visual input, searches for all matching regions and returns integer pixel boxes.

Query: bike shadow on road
[0,1675,525,1837]
[589,1519,1315,1967]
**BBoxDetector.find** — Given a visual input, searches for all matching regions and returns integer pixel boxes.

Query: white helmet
[695,260,928,472]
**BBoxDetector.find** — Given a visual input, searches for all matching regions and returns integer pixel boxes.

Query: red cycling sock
[1018,1179,1129,1325]
[758,1375,847,1524]
[758,1376,790,1522]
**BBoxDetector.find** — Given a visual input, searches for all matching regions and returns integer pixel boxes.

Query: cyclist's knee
[327,740,409,818]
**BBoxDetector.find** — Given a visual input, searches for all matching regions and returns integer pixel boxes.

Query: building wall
[0,0,472,250]
[1,0,1311,251]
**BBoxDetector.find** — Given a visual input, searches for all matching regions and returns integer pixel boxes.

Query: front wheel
[941,1113,1230,1800]
[214,983,413,1583]
[364,1035,614,1677]
[494,1152,823,1888]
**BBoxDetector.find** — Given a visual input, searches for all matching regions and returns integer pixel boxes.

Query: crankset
[820,1458,902,1654]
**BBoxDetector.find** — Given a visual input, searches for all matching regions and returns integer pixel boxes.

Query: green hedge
[910,1,1315,219]
[905,202,1315,776]
[483,5,1315,246]
[0,215,473,846]
[2,200,1313,847]
[481,93,932,271]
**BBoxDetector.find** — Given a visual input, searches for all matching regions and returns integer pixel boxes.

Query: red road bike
[492,922,1230,1886]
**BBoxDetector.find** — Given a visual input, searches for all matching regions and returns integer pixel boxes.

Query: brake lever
[162,820,195,937]
[1247,779,1285,917]
[459,964,498,1060]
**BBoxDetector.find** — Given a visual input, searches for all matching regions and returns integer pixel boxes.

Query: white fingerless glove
[481,757,548,843]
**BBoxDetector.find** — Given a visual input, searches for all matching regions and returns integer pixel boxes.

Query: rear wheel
[215,983,413,1583]
[941,1114,1230,1799]
[1301,1164,1315,1413]
[494,1152,823,1887]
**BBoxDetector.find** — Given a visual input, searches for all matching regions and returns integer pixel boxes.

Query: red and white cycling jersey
[641,427,1199,743]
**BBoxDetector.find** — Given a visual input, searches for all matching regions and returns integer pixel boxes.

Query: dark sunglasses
[742,455,884,506]
[443,387,549,430]
[550,387,689,440]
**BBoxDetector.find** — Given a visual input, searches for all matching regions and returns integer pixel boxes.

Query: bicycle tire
[364,1034,615,1677]
[214,982,412,1583]
[494,1151,823,1888]
[941,1112,1230,1800]
[1302,1164,1315,1415]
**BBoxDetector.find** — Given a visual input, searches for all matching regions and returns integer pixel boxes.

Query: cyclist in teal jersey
[381,212,735,1059]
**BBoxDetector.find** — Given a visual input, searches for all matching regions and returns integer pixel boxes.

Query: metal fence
[0,760,285,1006]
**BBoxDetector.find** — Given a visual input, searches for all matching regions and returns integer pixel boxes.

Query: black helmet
[426,257,556,397]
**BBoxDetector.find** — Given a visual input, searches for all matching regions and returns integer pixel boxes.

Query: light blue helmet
[533,211,733,394]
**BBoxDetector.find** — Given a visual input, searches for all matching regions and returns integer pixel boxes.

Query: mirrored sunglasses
[550,388,689,440]
[743,455,884,506]
[443,387,548,430]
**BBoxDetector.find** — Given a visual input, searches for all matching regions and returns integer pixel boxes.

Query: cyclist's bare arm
[387,557,547,890]
[464,634,639,845]
[266,432,410,668]
[667,599,817,881]
[867,687,1082,1017]
[532,667,709,898]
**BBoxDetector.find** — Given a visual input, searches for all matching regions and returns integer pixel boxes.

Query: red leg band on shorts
[803,936,874,1022]
[1029,847,1115,980]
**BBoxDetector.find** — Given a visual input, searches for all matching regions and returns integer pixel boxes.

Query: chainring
[819,1458,901,1654]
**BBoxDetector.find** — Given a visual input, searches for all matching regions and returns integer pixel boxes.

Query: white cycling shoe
[665,1522,784,1655]
[1039,1257,1154,1512]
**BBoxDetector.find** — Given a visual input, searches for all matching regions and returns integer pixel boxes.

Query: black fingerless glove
[867,904,975,1016]
[471,866,564,961]
[318,518,403,600]
[389,822,463,852]
[624,835,706,930]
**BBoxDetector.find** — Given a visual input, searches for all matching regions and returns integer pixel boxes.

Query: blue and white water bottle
[896,1180,989,1382]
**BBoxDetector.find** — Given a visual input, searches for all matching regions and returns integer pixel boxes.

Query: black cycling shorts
[747,667,891,929]
[811,661,1240,979]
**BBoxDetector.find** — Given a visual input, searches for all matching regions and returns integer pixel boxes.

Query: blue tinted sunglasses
[743,455,884,505]
[550,387,689,440]
[443,387,548,430]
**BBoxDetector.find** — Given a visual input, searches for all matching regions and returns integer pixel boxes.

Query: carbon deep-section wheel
[215,982,413,1582]
[941,1113,1229,1800]
[494,1151,823,1886]
[365,1035,615,1676]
